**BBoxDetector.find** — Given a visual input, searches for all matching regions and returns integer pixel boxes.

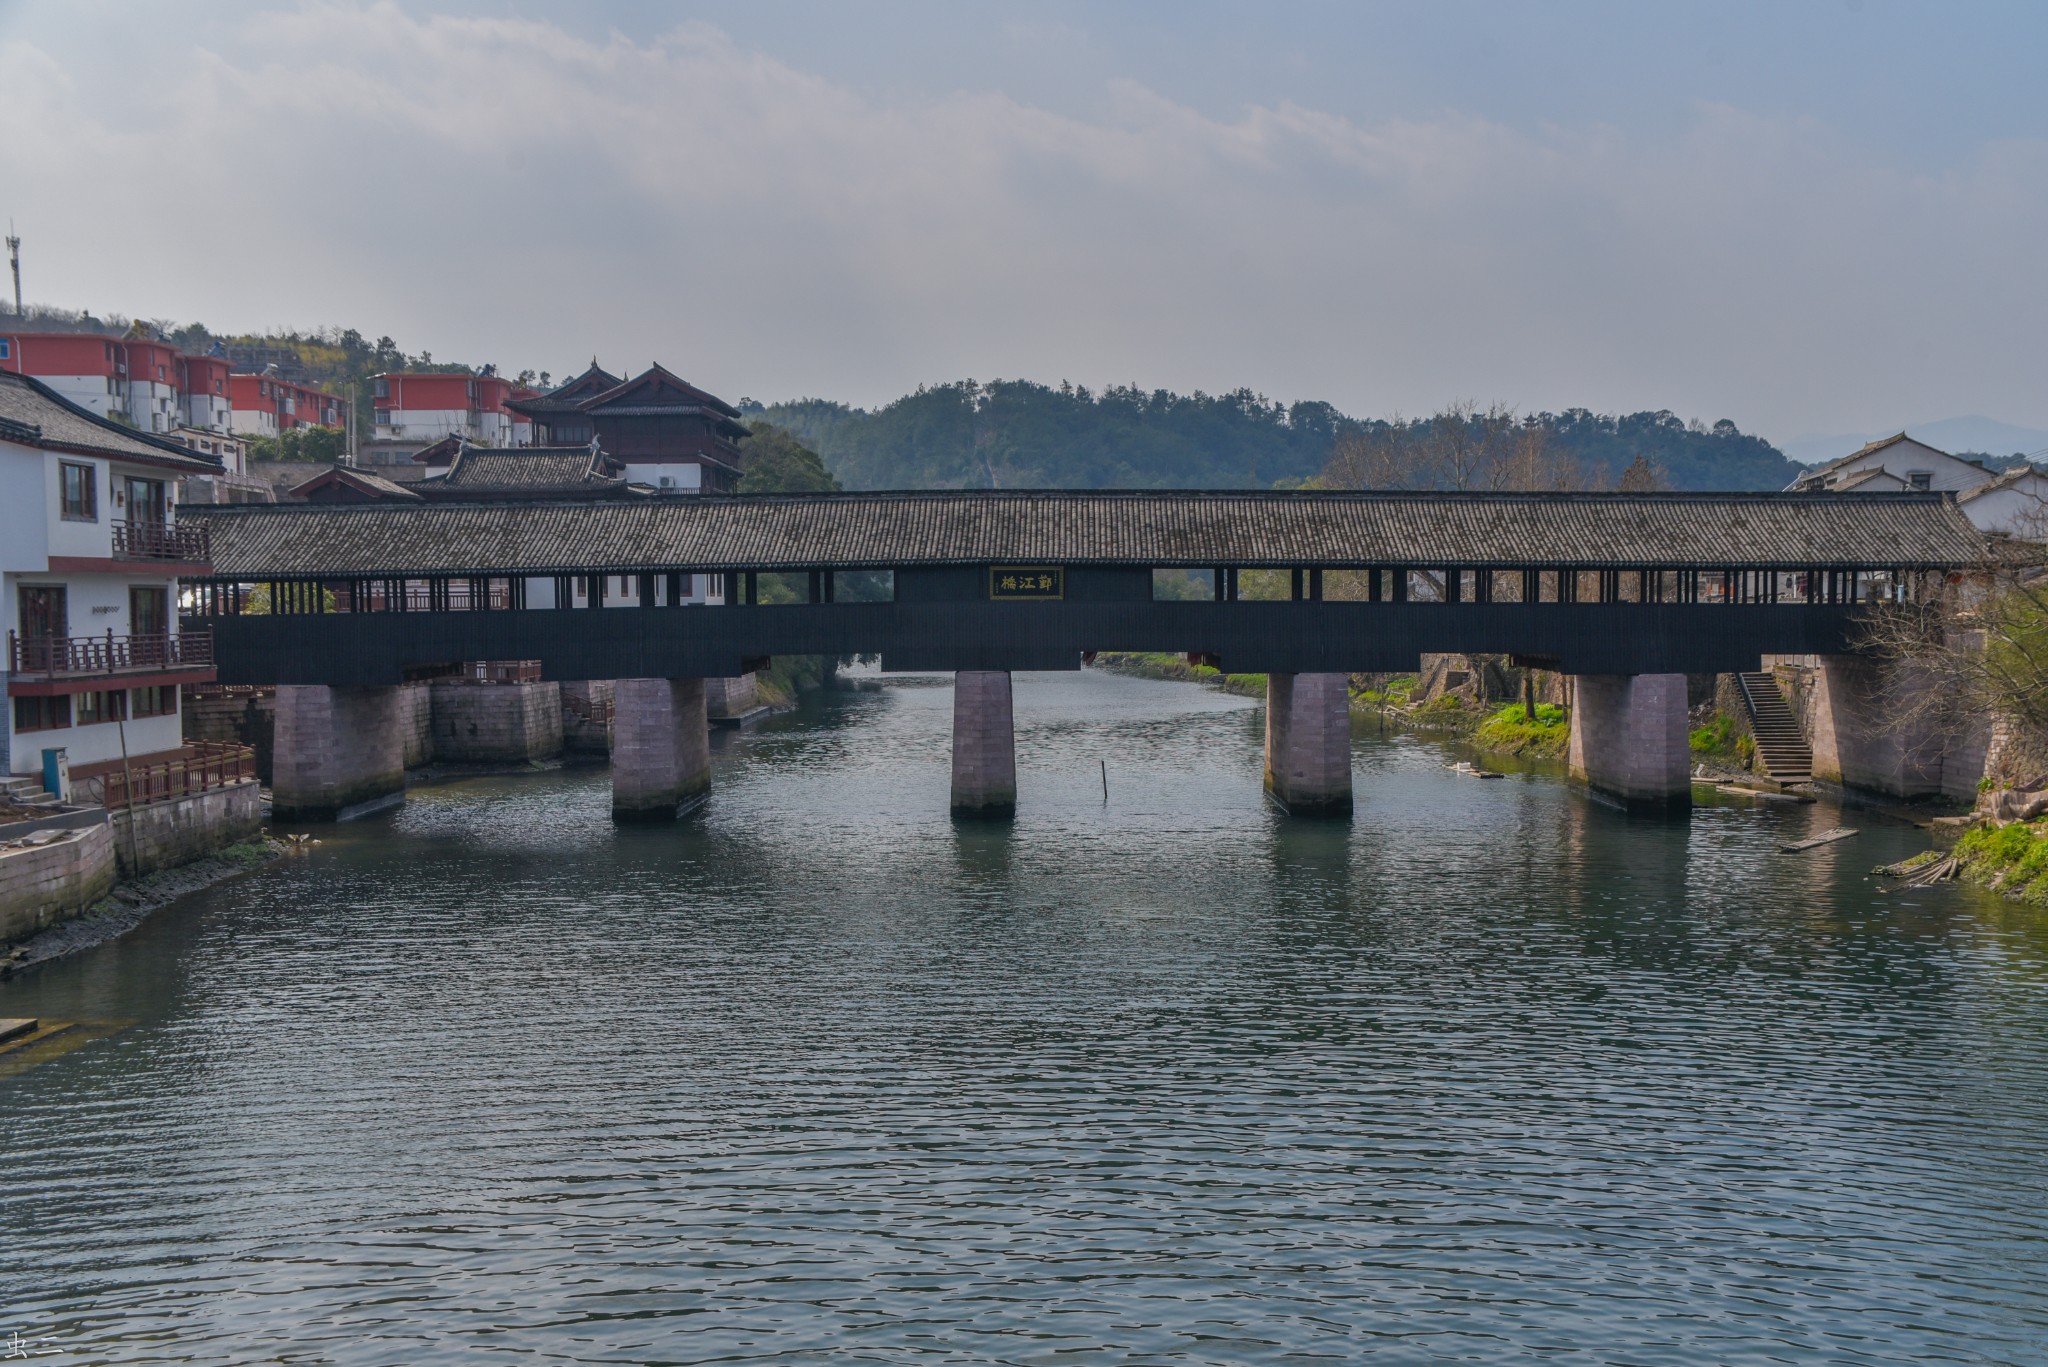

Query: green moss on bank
[1092,652,1267,697]
[1474,703,1569,757]
[1954,820,2048,904]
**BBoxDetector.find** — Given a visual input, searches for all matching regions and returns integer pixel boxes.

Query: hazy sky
[2,0,2043,440]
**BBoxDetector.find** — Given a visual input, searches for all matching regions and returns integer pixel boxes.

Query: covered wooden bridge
[177,489,1984,821]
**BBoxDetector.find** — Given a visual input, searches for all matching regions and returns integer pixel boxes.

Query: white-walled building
[1957,465,2048,538]
[1789,431,2048,536]
[1790,434,1995,494]
[1,371,222,778]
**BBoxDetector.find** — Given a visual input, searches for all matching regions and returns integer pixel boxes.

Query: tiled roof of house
[1957,464,2048,503]
[186,489,1989,579]
[0,370,223,472]
[436,446,620,489]
[288,466,424,501]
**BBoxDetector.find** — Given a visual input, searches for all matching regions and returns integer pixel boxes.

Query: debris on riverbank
[1,838,286,980]
[1781,827,1858,853]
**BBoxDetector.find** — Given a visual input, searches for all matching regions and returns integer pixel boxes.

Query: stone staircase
[1,775,62,807]
[1737,672,1813,783]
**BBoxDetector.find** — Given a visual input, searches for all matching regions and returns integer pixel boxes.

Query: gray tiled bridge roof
[188,489,1988,578]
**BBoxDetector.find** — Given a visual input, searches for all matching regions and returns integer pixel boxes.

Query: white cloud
[1,1,2042,436]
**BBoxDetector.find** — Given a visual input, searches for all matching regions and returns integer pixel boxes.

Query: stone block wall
[0,822,116,944]
[560,681,615,754]
[398,682,434,768]
[109,781,263,878]
[705,673,760,720]
[1766,654,1968,799]
[272,685,407,821]
[1567,673,1691,810]
[613,678,711,820]
[427,681,564,763]
[183,689,277,783]
[950,671,1017,816]
[1265,673,1354,816]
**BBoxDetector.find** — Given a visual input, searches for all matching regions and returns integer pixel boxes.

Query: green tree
[738,421,840,493]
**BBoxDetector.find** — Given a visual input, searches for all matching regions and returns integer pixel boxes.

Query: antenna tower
[5,222,19,318]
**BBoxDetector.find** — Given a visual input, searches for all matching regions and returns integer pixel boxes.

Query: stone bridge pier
[1265,673,1354,816]
[272,684,408,821]
[951,671,1017,817]
[612,677,712,821]
[1567,673,1691,811]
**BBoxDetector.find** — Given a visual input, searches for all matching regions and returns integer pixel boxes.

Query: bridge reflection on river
[2,666,2044,1363]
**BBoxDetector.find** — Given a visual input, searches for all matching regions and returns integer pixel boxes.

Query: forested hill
[747,380,1802,492]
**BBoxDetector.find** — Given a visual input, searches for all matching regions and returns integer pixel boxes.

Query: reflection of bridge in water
[182,489,1983,822]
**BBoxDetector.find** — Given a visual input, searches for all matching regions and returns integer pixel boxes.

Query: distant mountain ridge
[748,380,1804,492]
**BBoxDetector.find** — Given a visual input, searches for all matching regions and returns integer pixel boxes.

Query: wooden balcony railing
[7,630,213,678]
[113,519,210,562]
[99,742,256,811]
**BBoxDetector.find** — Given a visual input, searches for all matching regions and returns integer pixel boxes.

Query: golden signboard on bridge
[989,566,1064,600]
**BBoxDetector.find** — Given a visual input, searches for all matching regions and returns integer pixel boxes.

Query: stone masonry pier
[612,678,711,821]
[1567,674,1691,811]
[272,685,407,822]
[1264,673,1354,816]
[951,671,1017,817]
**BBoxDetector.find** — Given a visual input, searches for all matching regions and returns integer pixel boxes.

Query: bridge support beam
[272,684,406,821]
[951,671,1016,817]
[1265,672,1354,816]
[612,677,711,822]
[1567,673,1691,811]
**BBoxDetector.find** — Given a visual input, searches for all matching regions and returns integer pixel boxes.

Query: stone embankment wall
[109,781,263,877]
[1766,654,1987,800]
[183,689,277,783]
[705,673,759,720]
[0,822,116,943]
[428,681,564,763]
[398,682,434,768]
[560,681,614,754]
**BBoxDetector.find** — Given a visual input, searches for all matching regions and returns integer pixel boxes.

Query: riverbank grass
[1954,820,2048,904]
[1474,702,1569,756]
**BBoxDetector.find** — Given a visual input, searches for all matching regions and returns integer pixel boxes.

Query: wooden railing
[466,659,543,683]
[7,630,213,678]
[100,742,256,811]
[562,692,614,725]
[113,519,210,562]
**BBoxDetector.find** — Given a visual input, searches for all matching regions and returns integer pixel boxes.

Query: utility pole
[5,222,19,318]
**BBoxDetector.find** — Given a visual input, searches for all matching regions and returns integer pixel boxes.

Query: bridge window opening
[1319,569,1373,601]
[752,571,811,604]
[1406,570,1444,603]
[834,569,894,603]
[1150,568,1214,601]
[1235,569,1294,601]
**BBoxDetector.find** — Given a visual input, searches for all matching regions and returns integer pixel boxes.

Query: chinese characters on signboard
[989,567,1064,600]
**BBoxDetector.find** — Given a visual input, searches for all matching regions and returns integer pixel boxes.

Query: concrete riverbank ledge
[612,677,711,821]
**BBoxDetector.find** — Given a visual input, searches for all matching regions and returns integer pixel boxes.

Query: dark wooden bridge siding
[201,597,1863,684]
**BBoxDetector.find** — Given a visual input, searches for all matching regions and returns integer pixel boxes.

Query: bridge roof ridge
[182,488,1986,579]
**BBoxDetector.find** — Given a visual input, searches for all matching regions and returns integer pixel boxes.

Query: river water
[3,667,2046,1365]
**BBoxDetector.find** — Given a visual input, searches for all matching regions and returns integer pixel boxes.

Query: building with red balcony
[370,369,527,448]
[1,371,221,778]
[227,369,344,439]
